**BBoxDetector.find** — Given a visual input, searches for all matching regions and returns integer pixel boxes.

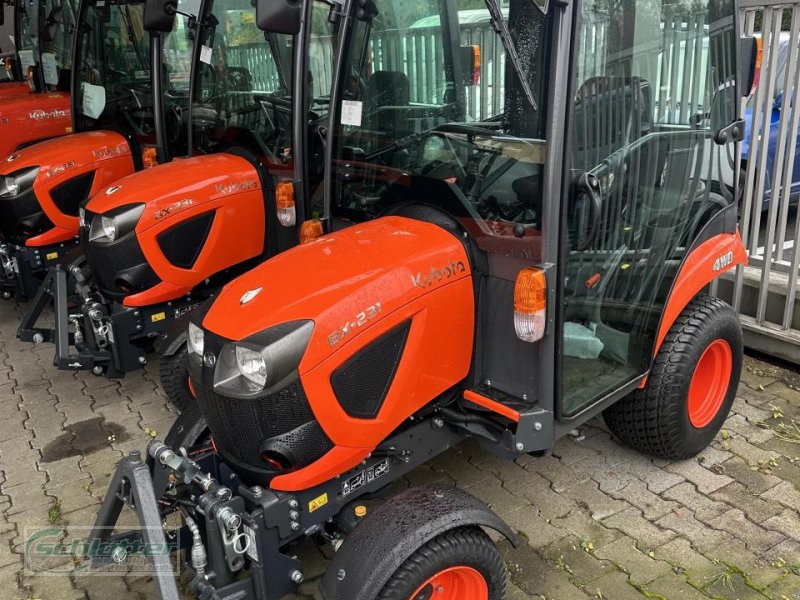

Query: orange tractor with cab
[92,0,754,597]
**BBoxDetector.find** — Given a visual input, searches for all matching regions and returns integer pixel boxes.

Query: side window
[560,0,738,415]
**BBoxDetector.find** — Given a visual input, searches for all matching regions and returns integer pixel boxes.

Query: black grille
[157,211,214,269]
[331,320,410,419]
[50,172,96,217]
[80,215,159,299]
[195,378,333,470]
[0,187,53,241]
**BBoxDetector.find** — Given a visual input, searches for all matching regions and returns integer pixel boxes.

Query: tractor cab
[0,0,76,154]
[18,0,337,385]
[92,0,753,598]
[0,0,196,299]
[0,0,74,94]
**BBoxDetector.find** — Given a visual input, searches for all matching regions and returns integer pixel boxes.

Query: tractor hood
[0,129,129,182]
[0,92,71,157]
[86,152,261,234]
[201,215,472,372]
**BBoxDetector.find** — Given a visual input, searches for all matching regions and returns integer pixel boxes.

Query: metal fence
[717,0,800,362]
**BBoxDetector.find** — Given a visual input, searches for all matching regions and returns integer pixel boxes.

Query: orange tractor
[17,0,336,396]
[1,0,197,300]
[93,0,754,597]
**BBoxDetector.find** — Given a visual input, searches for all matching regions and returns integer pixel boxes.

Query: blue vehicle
[742,33,800,210]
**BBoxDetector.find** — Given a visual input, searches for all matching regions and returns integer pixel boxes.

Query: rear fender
[652,231,747,360]
[319,485,518,600]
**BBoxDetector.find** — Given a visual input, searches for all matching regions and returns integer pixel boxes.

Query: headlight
[235,346,267,386]
[187,322,204,356]
[88,203,145,243]
[0,166,39,197]
[212,320,314,399]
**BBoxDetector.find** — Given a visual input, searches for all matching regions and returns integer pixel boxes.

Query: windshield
[190,0,334,167]
[15,0,39,78]
[74,0,195,144]
[327,0,550,255]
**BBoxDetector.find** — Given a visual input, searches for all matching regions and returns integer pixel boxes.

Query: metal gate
[716,0,800,362]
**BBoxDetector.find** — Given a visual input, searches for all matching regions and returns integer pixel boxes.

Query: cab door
[559,0,740,418]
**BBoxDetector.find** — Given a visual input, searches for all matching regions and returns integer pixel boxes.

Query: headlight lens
[187,322,204,356]
[235,346,268,387]
[0,166,39,197]
[88,203,145,243]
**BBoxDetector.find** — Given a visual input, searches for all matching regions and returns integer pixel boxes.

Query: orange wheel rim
[687,339,732,429]
[407,566,488,600]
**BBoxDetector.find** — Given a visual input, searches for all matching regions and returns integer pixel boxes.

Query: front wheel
[159,347,195,413]
[377,527,506,600]
[604,294,742,460]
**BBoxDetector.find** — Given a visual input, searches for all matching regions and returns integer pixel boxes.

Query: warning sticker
[151,312,166,323]
[199,45,213,65]
[340,100,363,127]
[309,493,328,513]
[45,252,58,261]
[342,459,389,497]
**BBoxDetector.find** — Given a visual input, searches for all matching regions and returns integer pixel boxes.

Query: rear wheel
[377,527,505,600]
[159,347,194,413]
[604,294,742,460]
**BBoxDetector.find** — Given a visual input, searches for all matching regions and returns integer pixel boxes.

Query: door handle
[574,172,602,251]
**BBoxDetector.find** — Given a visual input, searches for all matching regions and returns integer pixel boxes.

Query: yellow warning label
[45,252,58,260]
[65,127,73,133]
[309,493,328,513]
[151,312,166,323]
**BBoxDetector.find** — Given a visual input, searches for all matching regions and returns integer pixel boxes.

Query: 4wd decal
[154,198,193,220]
[215,180,258,196]
[328,302,382,347]
[411,260,466,289]
[712,251,734,272]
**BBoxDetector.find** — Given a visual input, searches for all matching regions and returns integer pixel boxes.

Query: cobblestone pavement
[0,299,799,600]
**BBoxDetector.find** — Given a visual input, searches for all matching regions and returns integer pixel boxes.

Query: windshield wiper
[484,0,537,111]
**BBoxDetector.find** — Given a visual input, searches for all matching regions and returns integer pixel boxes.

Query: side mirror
[144,0,177,33]
[256,0,301,35]
[739,35,760,97]
[41,6,63,42]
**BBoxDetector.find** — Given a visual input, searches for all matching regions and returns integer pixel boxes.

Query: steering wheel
[197,63,219,103]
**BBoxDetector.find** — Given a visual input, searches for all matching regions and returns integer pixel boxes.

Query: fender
[0,130,135,245]
[0,92,71,157]
[84,153,267,306]
[319,485,518,600]
[652,231,747,359]
[0,82,32,97]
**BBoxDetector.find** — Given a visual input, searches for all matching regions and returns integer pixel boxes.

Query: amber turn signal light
[513,267,546,343]
[142,146,158,169]
[300,219,324,244]
[275,181,296,227]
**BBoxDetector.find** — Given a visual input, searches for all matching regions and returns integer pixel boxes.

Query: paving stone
[763,480,800,513]
[653,537,721,588]
[656,509,737,554]
[603,507,677,550]
[561,479,628,520]
[726,436,782,467]
[662,481,731,522]
[712,481,784,524]
[709,508,786,554]
[719,455,785,494]
[643,572,713,600]
[504,504,567,550]
[594,535,671,584]
[551,509,621,550]
[540,535,616,586]
[664,459,734,494]
[720,413,776,444]
[706,536,786,589]
[586,570,649,600]
[764,508,800,543]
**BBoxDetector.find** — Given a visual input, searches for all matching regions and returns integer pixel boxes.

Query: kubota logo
[92,144,130,159]
[411,261,466,289]
[215,180,258,195]
[28,108,68,121]
[105,185,122,195]
[6,153,19,162]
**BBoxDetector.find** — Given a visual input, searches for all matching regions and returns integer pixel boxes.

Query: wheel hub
[408,566,488,600]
